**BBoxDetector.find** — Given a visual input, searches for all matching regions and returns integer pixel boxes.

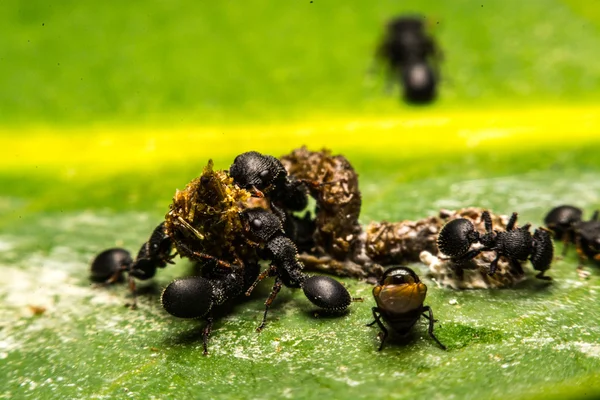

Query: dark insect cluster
[437,210,553,280]
[92,154,351,353]
[377,15,441,103]
[368,266,445,351]
[544,205,600,268]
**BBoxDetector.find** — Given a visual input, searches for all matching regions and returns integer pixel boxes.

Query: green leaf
[2,119,600,399]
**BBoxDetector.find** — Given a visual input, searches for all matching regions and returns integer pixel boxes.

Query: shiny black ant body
[368,266,445,351]
[377,16,441,103]
[90,222,175,307]
[437,211,553,280]
[544,205,600,266]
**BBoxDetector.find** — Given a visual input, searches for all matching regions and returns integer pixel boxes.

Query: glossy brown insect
[368,266,445,350]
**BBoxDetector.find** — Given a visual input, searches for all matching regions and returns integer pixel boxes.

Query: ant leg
[488,253,502,275]
[535,271,552,280]
[482,211,493,232]
[506,212,518,231]
[422,306,446,350]
[592,211,599,221]
[245,265,277,296]
[191,252,233,270]
[202,315,214,355]
[256,276,283,332]
[127,274,138,310]
[575,235,588,269]
[270,203,287,224]
[560,233,570,257]
[367,307,388,351]
[508,258,524,275]
[457,247,486,262]
[176,241,233,270]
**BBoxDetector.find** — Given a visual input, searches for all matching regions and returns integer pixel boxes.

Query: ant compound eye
[259,169,270,179]
[252,218,263,229]
[161,277,213,319]
[302,276,351,311]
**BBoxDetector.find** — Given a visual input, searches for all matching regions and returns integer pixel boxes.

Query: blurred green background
[1,1,600,399]
[1,0,600,126]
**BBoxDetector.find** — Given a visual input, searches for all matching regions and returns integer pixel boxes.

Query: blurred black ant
[368,266,445,351]
[437,211,553,280]
[544,205,600,267]
[377,15,442,103]
[90,222,175,308]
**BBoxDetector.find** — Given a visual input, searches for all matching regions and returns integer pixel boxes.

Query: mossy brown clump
[164,160,257,265]
[279,147,384,280]
[280,147,362,260]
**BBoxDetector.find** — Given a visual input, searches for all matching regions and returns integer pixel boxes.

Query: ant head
[437,218,478,258]
[229,151,286,191]
[161,277,214,319]
[240,208,282,243]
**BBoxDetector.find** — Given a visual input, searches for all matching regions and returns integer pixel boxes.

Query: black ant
[377,15,442,103]
[368,266,445,351]
[437,211,553,280]
[544,205,600,267]
[90,222,175,307]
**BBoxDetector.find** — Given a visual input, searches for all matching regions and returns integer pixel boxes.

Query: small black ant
[90,222,175,307]
[367,266,445,351]
[437,211,553,280]
[377,16,441,103]
[545,205,600,267]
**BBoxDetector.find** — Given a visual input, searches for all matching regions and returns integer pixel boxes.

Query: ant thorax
[164,160,258,264]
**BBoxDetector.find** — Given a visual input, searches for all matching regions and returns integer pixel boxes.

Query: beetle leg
[256,276,283,332]
[202,314,214,355]
[421,312,438,323]
[367,307,388,351]
[422,306,446,350]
